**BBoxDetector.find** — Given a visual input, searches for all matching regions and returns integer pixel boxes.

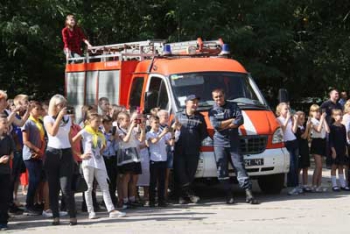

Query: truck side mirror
[278,88,289,103]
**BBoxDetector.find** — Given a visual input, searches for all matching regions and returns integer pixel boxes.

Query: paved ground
[6,168,350,234]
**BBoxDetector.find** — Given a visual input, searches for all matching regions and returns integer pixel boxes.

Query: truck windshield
[169,72,268,110]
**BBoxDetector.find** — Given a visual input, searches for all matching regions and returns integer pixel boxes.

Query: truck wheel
[258,173,285,194]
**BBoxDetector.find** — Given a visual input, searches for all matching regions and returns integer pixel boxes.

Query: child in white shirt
[73,112,125,219]
[146,116,174,207]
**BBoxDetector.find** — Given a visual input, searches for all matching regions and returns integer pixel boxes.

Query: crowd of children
[1,87,350,230]
[276,90,350,196]
[0,91,182,229]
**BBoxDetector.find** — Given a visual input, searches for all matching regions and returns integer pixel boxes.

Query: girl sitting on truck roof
[62,14,92,62]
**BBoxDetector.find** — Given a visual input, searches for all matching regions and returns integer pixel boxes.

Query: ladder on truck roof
[67,38,228,63]
[165,38,224,55]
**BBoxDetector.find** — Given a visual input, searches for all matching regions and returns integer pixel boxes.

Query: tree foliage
[1,0,349,104]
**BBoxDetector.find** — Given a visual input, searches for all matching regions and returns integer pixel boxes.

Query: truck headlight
[272,127,283,144]
[202,136,213,146]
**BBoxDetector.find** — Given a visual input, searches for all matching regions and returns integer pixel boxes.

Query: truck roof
[135,57,247,75]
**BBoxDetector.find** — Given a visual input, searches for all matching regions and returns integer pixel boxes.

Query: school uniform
[296,125,310,169]
[117,127,142,175]
[310,118,327,156]
[329,124,348,166]
[80,128,116,214]
[277,116,299,188]
[102,129,118,205]
[146,129,171,205]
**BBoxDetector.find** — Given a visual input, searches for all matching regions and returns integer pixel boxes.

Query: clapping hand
[81,152,92,160]
[0,155,10,164]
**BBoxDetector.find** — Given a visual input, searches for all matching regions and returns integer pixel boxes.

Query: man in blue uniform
[174,95,208,204]
[209,89,258,205]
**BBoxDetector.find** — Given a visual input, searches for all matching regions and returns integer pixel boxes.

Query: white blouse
[277,116,296,142]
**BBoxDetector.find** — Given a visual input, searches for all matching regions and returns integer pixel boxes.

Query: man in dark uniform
[174,94,208,204]
[209,88,258,205]
[320,89,342,126]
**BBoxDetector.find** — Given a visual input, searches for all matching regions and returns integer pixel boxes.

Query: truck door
[128,76,145,111]
[144,75,170,113]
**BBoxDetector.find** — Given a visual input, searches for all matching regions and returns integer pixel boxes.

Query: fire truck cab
[65,38,289,194]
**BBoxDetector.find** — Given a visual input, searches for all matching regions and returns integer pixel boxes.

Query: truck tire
[258,173,285,194]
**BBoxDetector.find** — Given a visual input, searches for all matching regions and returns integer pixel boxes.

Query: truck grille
[240,135,268,155]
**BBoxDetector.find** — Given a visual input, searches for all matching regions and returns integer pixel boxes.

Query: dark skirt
[310,138,326,156]
[298,139,310,168]
[329,154,349,166]
[117,162,142,175]
[117,147,142,174]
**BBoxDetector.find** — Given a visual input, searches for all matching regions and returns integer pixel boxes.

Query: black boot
[186,186,200,204]
[245,189,259,205]
[222,180,234,205]
[226,192,235,205]
[179,186,191,204]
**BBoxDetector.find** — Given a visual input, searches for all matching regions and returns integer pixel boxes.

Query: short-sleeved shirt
[80,129,106,170]
[0,135,14,174]
[117,127,139,150]
[102,130,117,157]
[44,115,72,149]
[310,118,327,139]
[22,119,44,161]
[146,129,171,162]
[209,101,244,148]
[277,116,296,142]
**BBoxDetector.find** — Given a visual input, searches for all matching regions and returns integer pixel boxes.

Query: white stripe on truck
[242,111,257,135]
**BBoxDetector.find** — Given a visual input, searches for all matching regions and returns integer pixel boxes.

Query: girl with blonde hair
[43,94,77,225]
[309,104,330,192]
[276,102,300,195]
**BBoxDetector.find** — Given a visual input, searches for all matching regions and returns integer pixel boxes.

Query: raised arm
[148,128,169,144]
[8,106,30,127]
[300,119,312,139]
[44,108,66,137]
[120,121,137,143]
[279,112,292,132]
[292,115,299,134]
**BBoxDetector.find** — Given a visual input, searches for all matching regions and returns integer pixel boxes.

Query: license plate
[245,158,264,167]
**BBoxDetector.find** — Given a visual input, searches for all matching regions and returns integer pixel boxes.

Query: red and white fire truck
[65,38,289,193]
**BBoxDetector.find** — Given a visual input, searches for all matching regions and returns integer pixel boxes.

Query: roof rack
[89,39,165,54]
[165,38,224,55]
[67,40,165,63]
[66,38,228,63]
